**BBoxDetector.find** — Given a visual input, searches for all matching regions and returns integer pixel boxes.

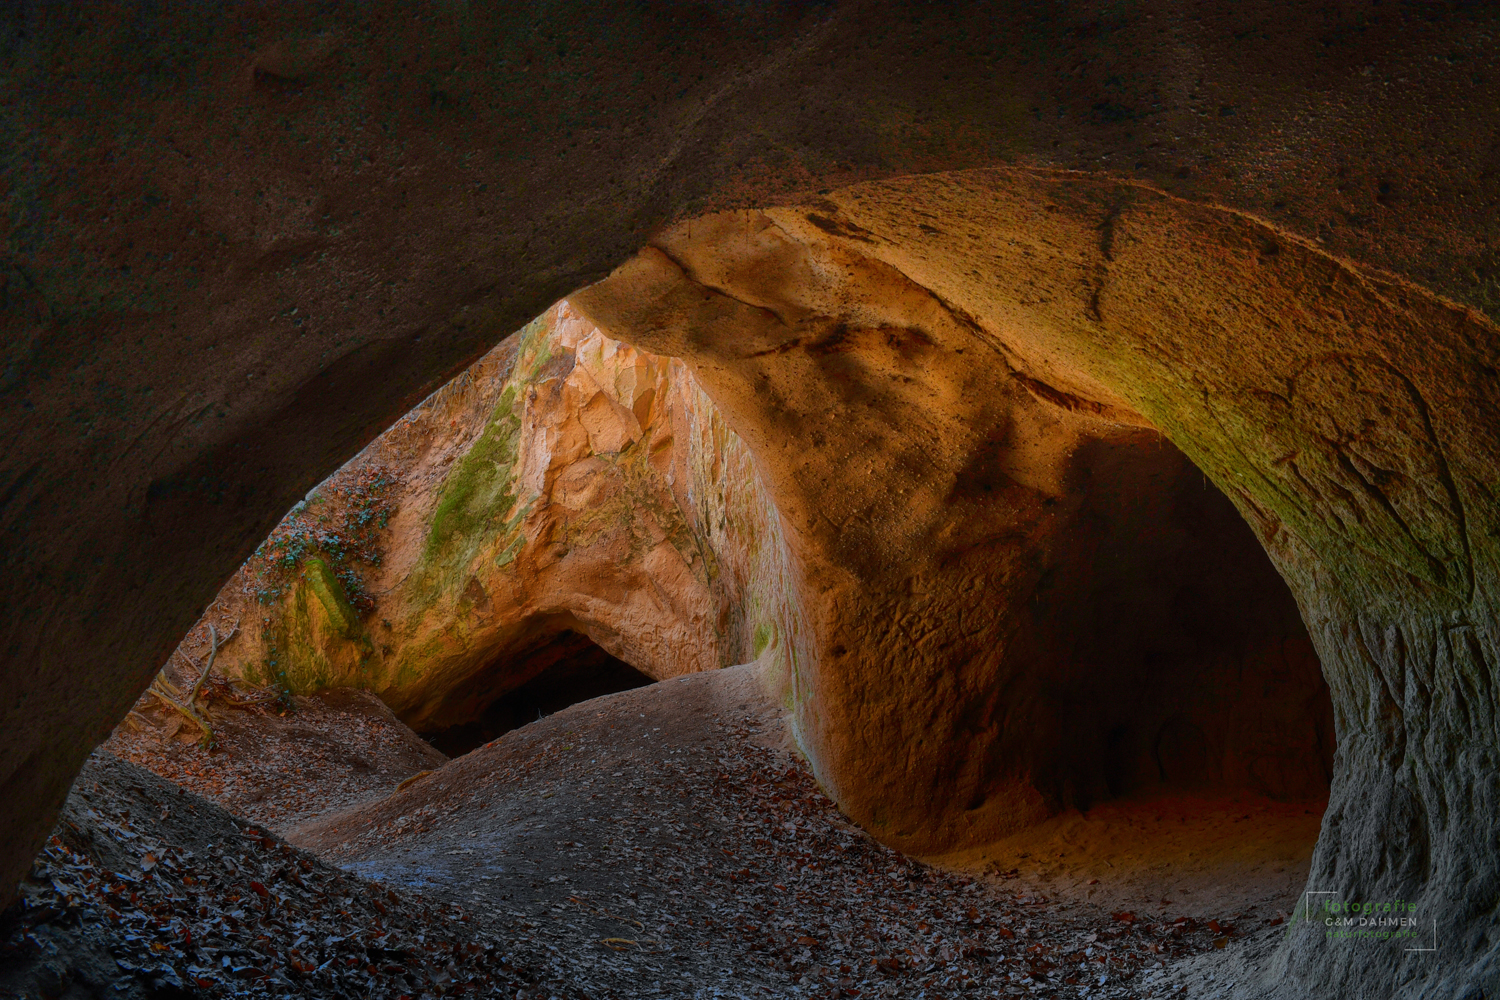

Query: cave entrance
[418,630,654,758]
[1026,434,1338,812]
[930,434,1337,915]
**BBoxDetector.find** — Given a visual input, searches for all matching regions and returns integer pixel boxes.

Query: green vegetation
[418,311,556,591]
[752,621,776,658]
[301,556,360,638]
[257,584,341,695]
[240,463,399,695]
[249,464,398,612]
[421,384,524,587]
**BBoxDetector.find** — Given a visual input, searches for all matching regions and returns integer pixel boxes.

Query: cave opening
[910,432,1338,906]
[1017,433,1338,813]
[417,630,654,758]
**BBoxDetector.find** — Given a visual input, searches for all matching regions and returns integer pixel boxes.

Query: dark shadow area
[1028,435,1337,812]
[419,631,653,757]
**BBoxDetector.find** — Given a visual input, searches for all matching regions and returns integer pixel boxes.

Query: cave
[950,433,1336,815]
[6,4,1500,997]
[418,630,654,758]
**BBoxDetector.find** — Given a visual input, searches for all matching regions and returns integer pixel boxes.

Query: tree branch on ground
[144,620,239,746]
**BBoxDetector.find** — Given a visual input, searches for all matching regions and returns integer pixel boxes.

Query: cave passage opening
[417,630,654,758]
[1007,433,1339,813]
[902,432,1339,904]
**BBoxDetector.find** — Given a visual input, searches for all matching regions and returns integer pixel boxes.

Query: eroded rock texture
[5,3,1500,996]
[573,170,1500,996]
[171,303,801,747]
[573,197,1334,843]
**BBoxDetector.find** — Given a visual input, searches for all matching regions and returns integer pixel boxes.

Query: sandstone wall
[573,173,1500,995]
[174,303,804,737]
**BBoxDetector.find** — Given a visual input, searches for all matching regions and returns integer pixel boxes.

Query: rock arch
[5,4,1500,996]
[169,303,799,748]
[570,169,1500,992]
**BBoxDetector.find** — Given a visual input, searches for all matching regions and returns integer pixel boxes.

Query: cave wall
[572,202,1338,848]
[572,171,1500,996]
[162,301,804,736]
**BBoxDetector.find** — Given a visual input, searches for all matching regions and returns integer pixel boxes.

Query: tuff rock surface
[572,172,1500,997]
[5,4,1500,997]
[165,303,801,743]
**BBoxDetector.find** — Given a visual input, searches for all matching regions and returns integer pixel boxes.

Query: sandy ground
[933,794,1322,925]
[930,784,1325,1000]
[28,664,1327,999]
[287,665,1312,999]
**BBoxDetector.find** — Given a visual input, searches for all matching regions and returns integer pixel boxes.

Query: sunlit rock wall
[574,171,1500,998]
[174,303,802,734]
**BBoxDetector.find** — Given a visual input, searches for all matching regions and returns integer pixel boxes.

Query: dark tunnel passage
[981,434,1338,817]
[418,631,655,758]
[807,424,1341,853]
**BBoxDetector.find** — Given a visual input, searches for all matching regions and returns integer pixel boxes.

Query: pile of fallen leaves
[0,752,572,1000]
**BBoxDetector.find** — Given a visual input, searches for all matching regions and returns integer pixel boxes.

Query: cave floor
[0,752,579,999]
[102,687,447,831]
[18,667,1323,999]
[278,666,1297,999]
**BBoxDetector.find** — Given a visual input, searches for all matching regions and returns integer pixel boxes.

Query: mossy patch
[421,385,524,587]
[267,584,341,695]
[302,556,361,639]
[752,620,776,658]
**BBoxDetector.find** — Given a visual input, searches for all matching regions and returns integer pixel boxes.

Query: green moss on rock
[273,584,340,695]
[752,620,776,658]
[302,556,361,639]
[422,386,524,589]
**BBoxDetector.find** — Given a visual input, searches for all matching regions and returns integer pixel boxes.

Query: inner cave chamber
[138,168,1494,995]
[417,628,654,758]
[404,412,1339,809]
[947,430,1336,814]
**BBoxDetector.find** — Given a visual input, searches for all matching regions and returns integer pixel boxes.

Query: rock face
[185,281,1335,827]
[572,173,1500,996]
[177,303,801,745]
[574,201,1339,848]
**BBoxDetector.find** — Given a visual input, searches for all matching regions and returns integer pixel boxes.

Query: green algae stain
[495,524,528,567]
[752,620,776,659]
[273,583,340,695]
[422,385,524,586]
[302,556,361,639]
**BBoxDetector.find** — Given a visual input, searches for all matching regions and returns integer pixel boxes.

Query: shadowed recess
[418,631,654,758]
